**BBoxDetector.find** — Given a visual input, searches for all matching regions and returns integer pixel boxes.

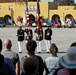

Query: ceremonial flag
[36,0,40,15]
[26,1,30,27]
[36,0,42,33]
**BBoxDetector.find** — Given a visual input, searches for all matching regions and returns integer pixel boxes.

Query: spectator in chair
[57,47,76,75]
[20,40,44,75]
[44,43,59,75]
[70,42,76,47]
[1,39,20,75]
[0,39,16,75]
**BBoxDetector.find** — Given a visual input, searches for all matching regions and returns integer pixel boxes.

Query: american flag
[26,1,30,27]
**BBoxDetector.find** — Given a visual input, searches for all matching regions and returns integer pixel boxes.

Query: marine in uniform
[16,26,24,53]
[34,27,43,53]
[25,27,33,43]
[45,26,52,53]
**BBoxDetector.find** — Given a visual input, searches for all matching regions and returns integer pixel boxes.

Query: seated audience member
[44,43,59,75]
[36,55,44,75]
[20,40,44,75]
[1,39,20,75]
[54,18,61,28]
[23,57,38,75]
[50,43,76,75]
[56,47,76,75]
[70,42,76,47]
[0,54,4,70]
[0,39,16,75]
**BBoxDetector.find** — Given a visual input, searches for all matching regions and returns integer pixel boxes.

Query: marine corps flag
[36,0,42,33]
[26,0,30,27]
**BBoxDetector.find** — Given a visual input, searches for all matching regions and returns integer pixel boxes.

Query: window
[65,8,66,10]
[9,6,13,10]
[29,5,32,10]
[65,8,69,10]
[33,5,36,10]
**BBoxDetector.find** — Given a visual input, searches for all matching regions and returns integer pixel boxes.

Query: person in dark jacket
[25,27,33,44]
[16,26,25,53]
[34,27,43,53]
[45,26,52,53]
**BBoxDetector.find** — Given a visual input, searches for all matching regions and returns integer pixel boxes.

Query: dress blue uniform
[25,28,33,43]
[45,27,52,52]
[17,26,24,53]
[34,28,43,53]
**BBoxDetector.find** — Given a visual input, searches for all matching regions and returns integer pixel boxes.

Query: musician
[34,26,43,53]
[16,26,24,53]
[45,26,52,53]
[25,27,33,43]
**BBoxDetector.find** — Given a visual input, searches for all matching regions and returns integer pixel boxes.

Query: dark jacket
[25,29,33,40]
[17,29,24,41]
[20,55,44,75]
[45,28,52,40]
[20,55,39,75]
[36,55,44,75]
[34,28,43,41]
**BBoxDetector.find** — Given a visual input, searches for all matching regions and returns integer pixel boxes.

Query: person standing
[25,27,33,44]
[16,26,24,53]
[45,26,52,53]
[34,27,43,53]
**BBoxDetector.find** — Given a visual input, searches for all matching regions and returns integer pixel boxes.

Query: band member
[25,27,33,43]
[16,26,24,53]
[45,26,52,53]
[34,27,43,53]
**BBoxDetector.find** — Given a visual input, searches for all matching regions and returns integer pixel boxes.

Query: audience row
[0,39,76,75]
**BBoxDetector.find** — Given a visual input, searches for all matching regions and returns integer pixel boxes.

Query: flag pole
[25,0,30,27]
[36,0,40,28]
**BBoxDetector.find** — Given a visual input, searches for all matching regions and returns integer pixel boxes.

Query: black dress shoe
[38,52,41,54]
[47,52,50,53]
[19,52,22,53]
